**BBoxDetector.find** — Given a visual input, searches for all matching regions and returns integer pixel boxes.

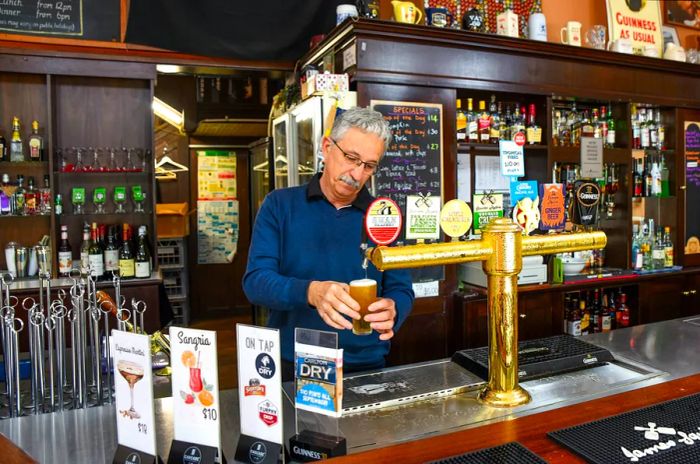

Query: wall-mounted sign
[405,194,441,240]
[365,197,402,245]
[606,0,664,56]
[685,121,700,255]
[499,140,525,177]
[580,137,604,179]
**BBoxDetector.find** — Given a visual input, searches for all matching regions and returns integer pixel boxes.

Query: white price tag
[412,280,440,298]
[499,140,525,177]
[580,137,604,178]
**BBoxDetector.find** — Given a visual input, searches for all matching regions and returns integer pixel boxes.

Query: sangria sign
[606,0,664,56]
[170,327,221,451]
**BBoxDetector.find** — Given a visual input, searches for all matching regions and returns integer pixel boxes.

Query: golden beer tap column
[478,218,530,407]
[366,219,606,408]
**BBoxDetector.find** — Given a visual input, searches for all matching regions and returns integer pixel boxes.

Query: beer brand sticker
[258,400,279,426]
[473,193,504,233]
[513,132,526,146]
[365,197,402,245]
[439,199,472,238]
[539,183,565,231]
[244,378,266,397]
[255,353,276,379]
[405,193,441,240]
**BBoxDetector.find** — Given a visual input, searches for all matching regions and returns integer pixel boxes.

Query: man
[243,106,414,378]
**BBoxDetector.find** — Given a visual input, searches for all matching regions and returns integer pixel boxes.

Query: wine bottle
[58,225,73,277]
[118,223,135,279]
[103,225,119,277]
[88,222,105,279]
[135,225,151,278]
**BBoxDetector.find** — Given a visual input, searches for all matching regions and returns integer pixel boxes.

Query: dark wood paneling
[639,275,685,323]
[0,52,156,80]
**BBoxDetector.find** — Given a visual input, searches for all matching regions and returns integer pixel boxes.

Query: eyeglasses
[330,138,379,174]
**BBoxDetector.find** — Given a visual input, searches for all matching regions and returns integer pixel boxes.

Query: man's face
[320,127,384,203]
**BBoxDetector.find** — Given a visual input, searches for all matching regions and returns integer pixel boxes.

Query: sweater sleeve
[243,193,312,311]
[381,268,415,332]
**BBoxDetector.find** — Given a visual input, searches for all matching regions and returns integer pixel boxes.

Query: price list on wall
[685,121,700,255]
[371,100,443,222]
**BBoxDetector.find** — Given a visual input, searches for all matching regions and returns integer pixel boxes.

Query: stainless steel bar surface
[0,316,697,463]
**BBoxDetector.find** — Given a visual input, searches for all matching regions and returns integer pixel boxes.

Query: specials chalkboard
[685,121,700,256]
[0,0,120,41]
[370,100,443,221]
[371,100,444,285]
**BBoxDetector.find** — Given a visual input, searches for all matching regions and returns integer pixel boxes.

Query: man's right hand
[307,281,360,330]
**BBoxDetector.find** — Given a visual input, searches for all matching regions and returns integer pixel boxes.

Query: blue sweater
[243,174,414,371]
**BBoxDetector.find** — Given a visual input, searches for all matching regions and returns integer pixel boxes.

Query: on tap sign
[606,0,663,55]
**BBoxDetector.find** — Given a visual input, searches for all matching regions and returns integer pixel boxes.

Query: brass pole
[365,218,607,408]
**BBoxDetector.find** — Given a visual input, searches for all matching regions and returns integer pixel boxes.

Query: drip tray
[452,335,615,381]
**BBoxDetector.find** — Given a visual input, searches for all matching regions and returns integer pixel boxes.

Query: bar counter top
[0,316,699,463]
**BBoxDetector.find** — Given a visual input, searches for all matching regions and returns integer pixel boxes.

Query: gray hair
[329,106,392,152]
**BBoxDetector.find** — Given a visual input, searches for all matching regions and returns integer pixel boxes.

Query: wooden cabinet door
[683,273,700,317]
[639,275,685,323]
[518,292,554,341]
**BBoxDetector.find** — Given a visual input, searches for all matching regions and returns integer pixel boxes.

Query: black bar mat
[548,393,700,464]
[426,442,546,464]
[452,334,613,381]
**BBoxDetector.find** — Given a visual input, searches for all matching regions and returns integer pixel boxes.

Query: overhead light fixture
[156,64,181,74]
[152,97,185,133]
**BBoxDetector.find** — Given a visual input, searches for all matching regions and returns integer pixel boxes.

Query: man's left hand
[364,298,397,341]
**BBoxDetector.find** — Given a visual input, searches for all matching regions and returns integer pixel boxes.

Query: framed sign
[665,1,700,30]
[606,0,664,55]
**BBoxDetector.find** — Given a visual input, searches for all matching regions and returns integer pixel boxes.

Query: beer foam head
[350,278,376,287]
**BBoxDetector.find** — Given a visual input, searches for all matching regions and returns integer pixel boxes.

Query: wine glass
[125,148,136,172]
[108,147,119,172]
[117,360,144,419]
[74,147,85,173]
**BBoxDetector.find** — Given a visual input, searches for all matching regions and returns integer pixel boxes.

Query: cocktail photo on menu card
[665,1,700,29]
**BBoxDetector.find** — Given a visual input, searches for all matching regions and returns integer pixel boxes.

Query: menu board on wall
[685,121,700,255]
[0,1,120,41]
[371,100,444,285]
[370,100,443,226]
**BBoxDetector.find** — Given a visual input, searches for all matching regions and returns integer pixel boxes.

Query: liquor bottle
[592,108,601,139]
[39,174,51,215]
[631,105,640,149]
[649,111,659,149]
[579,298,590,335]
[58,225,73,277]
[600,106,609,142]
[489,95,500,144]
[592,289,601,333]
[618,293,630,328]
[656,109,665,150]
[605,107,616,148]
[477,100,490,143]
[659,154,670,198]
[135,225,151,278]
[80,224,91,276]
[119,223,135,279]
[103,225,120,277]
[28,120,43,161]
[643,156,653,197]
[650,153,661,197]
[13,175,25,215]
[54,193,63,216]
[567,298,582,336]
[456,99,467,141]
[640,108,651,149]
[633,159,643,197]
[580,110,594,138]
[466,98,478,142]
[88,222,105,279]
[0,125,6,162]
[631,224,643,270]
[497,102,507,141]
[511,103,525,137]
[663,226,674,268]
[641,222,652,270]
[0,174,10,215]
[651,226,665,270]
[601,293,612,333]
[10,117,23,162]
[24,176,37,215]
[526,103,541,144]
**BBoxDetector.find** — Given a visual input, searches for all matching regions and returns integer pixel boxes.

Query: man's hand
[365,298,397,341]
[307,281,360,330]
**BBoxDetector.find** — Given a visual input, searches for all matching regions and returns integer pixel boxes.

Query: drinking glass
[108,147,119,172]
[585,25,606,50]
[74,147,85,173]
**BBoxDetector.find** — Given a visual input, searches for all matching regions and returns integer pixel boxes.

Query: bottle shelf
[55,171,148,177]
[550,146,630,164]
[0,214,51,219]
[0,161,48,167]
[457,142,548,151]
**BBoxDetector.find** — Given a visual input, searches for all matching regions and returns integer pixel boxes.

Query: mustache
[337,174,360,190]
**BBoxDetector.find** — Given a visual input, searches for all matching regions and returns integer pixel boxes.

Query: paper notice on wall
[197,200,239,264]
[197,150,237,200]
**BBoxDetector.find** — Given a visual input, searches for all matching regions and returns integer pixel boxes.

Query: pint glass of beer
[349,278,377,335]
